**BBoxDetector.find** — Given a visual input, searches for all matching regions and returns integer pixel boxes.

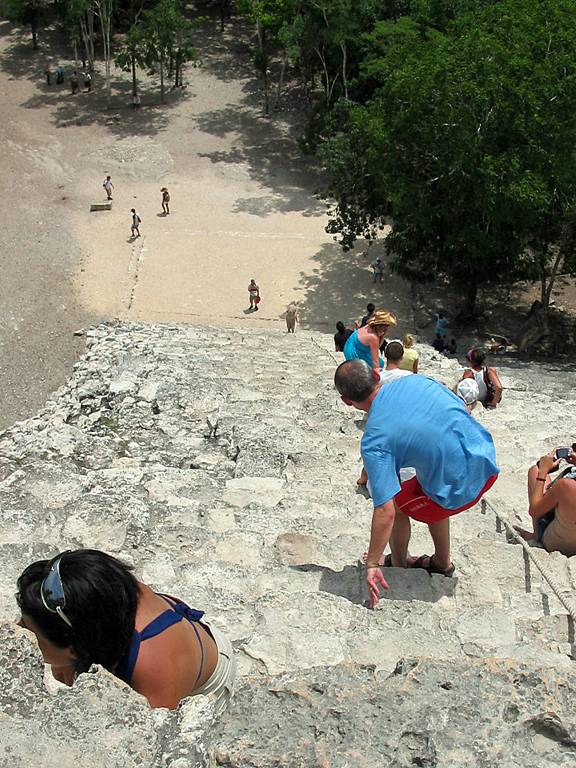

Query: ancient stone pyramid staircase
[1,321,575,766]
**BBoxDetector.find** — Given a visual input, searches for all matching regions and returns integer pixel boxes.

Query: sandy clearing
[0,9,416,430]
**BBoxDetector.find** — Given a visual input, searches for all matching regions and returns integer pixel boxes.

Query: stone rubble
[0,320,575,767]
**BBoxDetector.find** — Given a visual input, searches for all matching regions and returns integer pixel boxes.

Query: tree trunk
[32,24,38,50]
[542,248,564,308]
[274,49,288,110]
[160,58,165,102]
[131,56,137,96]
[255,18,269,116]
[95,0,112,107]
[79,15,94,71]
[87,9,95,68]
[540,206,576,308]
[458,276,478,321]
[341,41,348,100]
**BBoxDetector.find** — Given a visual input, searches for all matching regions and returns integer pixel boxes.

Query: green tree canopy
[320,0,576,313]
[1,0,48,48]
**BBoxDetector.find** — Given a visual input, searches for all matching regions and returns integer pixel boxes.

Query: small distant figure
[103,175,114,200]
[445,338,457,355]
[435,312,449,338]
[131,208,141,238]
[285,300,299,333]
[44,65,51,85]
[70,71,79,94]
[161,188,170,215]
[355,302,375,329]
[334,321,353,352]
[371,257,383,283]
[56,66,64,85]
[432,333,445,353]
[83,71,92,92]
[398,333,419,373]
[132,92,141,110]
[248,279,260,311]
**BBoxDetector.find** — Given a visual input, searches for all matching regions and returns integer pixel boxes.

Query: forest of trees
[236,0,576,316]
[0,0,207,103]
[3,0,576,314]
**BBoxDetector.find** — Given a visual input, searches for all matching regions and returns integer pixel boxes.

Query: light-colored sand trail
[0,10,412,429]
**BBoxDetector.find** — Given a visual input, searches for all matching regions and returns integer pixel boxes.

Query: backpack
[482,367,501,408]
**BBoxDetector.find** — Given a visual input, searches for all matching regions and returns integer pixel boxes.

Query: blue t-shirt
[362,375,499,509]
[435,316,449,336]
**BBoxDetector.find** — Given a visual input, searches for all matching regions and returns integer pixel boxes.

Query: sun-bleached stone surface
[1,321,576,766]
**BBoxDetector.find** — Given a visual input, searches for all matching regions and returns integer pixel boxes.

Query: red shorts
[394,474,498,524]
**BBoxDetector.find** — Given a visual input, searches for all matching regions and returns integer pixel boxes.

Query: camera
[555,448,572,460]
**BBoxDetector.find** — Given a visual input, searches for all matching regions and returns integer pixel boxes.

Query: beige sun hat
[368,310,397,327]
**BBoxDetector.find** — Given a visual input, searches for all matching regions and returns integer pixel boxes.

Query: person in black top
[359,303,376,328]
[334,321,353,352]
[432,333,445,352]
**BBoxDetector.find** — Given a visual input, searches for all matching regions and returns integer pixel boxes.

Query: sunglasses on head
[41,553,73,628]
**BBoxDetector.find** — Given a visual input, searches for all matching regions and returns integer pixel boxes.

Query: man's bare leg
[408,517,452,571]
[387,505,411,567]
[427,517,452,571]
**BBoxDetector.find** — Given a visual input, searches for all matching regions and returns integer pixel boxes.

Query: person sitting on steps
[515,446,576,557]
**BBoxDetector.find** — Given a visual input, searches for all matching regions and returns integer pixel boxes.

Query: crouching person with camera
[517,447,576,557]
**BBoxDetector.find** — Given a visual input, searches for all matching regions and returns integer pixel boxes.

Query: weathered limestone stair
[1,321,575,766]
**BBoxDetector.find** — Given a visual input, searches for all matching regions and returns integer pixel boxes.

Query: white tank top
[469,367,488,401]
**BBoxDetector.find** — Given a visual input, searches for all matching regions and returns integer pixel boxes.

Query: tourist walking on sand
[371,257,383,283]
[103,175,114,200]
[248,279,260,310]
[83,71,92,92]
[286,301,299,333]
[131,208,141,238]
[161,188,170,215]
[44,65,51,85]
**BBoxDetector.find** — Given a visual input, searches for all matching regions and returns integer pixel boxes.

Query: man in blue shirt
[335,359,499,608]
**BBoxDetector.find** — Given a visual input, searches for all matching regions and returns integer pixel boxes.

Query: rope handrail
[483,497,576,624]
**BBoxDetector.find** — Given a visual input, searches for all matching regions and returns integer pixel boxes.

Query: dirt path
[0,10,418,430]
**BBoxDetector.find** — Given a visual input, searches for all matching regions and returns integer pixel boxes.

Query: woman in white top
[461,348,502,409]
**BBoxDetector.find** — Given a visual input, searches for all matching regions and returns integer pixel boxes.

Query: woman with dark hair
[16,550,235,710]
[334,321,353,352]
[461,348,503,409]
